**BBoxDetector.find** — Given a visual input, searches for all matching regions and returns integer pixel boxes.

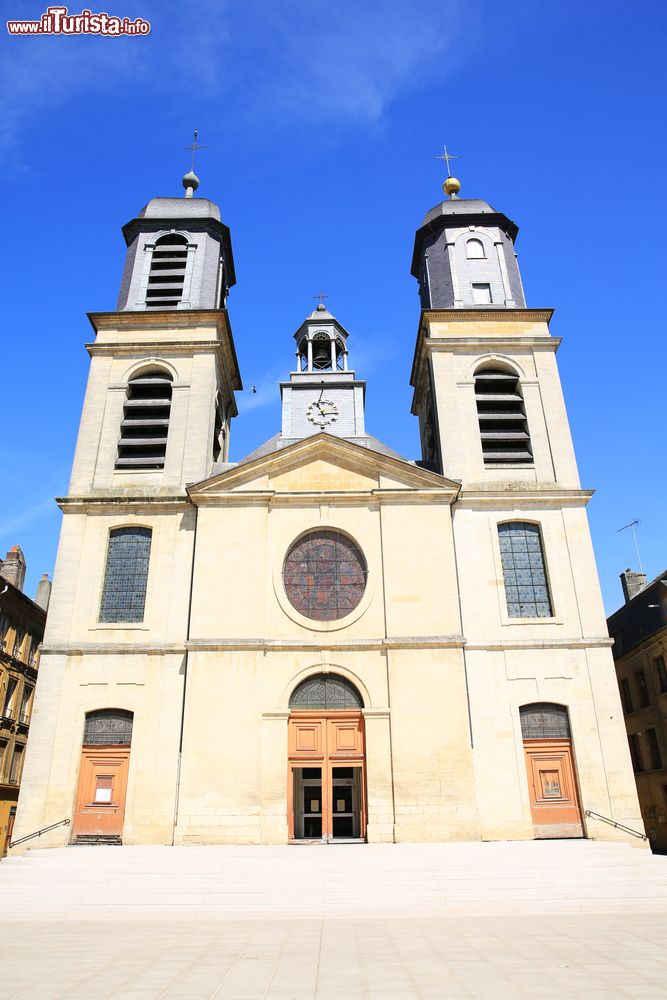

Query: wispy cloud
[237,365,284,413]
[0,497,57,538]
[1,0,474,160]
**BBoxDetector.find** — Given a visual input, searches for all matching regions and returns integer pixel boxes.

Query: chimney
[35,573,52,612]
[0,545,27,592]
[620,568,647,603]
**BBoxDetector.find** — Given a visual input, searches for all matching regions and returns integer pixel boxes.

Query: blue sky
[1,0,665,612]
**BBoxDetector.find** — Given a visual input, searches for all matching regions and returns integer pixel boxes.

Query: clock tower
[280,302,366,442]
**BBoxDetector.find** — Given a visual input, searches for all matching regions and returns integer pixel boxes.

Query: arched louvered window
[466,238,485,259]
[99,527,152,623]
[520,703,570,740]
[499,522,552,618]
[116,370,172,470]
[146,233,189,309]
[289,674,364,710]
[83,709,134,746]
[475,367,532,464]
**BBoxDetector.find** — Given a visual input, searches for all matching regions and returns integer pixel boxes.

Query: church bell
[312,340,331,368]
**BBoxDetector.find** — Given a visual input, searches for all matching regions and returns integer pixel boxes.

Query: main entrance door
[287,675,366,843]
[521,704,583,839]
[72,709,133,842]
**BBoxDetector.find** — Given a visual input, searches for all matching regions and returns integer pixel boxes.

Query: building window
[520,703,571,740]
[20,686,33,725]
[145,233,189,309]
[83,709,133,746]
[475,367,532,464]
[289,674,364,710]
[283,530,367,622]
[620,677,634,714]
[0,739,7,779]
[472,282,492,304]
[9,745,24,784]
[466,238,486,259]
[628,733,643,773]
[2,676,17,719]
[99,528,152,623]
[635,669,650,708]
[115,370,173,470]
[499,522,552,618]
[646,728,662,770]
[655,655,667,694]
[12,627,25,660]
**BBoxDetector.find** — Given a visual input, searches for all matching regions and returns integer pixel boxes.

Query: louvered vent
[115,372,172,469]
[475,368,532,464]
[145,233,188,309]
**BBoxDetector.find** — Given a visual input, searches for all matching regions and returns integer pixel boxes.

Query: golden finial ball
[443,176,461,197]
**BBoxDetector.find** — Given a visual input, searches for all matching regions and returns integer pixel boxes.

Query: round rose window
[283,530,367,622]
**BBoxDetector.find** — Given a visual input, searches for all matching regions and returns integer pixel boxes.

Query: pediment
[188,433,459,501]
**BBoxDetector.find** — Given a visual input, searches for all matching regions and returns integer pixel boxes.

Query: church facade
[12,169,644,848]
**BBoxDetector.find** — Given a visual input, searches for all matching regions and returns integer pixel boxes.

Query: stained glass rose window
[283,530,367,622]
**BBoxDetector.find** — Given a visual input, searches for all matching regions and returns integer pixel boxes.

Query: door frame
[71,745,131,841]
[523,737,584,839]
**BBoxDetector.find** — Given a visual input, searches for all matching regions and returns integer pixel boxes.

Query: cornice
[191,488,456,508]
[422,308,554,323]
[465,637,614,650]
[186,636,465,652]
[455,488,593,508]
[425,337,561,352]
[41,643,186,656]
[57,496,191,514]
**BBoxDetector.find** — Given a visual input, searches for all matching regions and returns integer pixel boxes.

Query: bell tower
[280,301,366,442]
[410,165,579,490]
[68,162,241,495]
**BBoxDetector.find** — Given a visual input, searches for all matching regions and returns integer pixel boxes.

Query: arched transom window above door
[520,703,570,740]
[289,674,364,710]
[283,530,367,622]
[83,709,134,746]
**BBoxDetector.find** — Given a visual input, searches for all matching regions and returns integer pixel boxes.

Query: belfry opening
[288,675,366,843]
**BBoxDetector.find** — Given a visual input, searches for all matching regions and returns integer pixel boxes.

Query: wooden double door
[71,746,130,840]
[288,711,366,842]
[524,739,583,838]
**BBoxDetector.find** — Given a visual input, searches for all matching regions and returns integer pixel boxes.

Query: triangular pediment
[188,433,459,501]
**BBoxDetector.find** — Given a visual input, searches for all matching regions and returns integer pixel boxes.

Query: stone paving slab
[1,915,666,999]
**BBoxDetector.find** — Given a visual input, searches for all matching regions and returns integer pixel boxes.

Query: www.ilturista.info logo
[7,6,150,35]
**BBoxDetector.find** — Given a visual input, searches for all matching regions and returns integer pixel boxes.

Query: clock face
[306,399,338,427]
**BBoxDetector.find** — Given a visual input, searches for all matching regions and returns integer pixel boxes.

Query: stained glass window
[290,675,363,709]
[84,709,134,746]
[520,703,570,740]
[498,522,552,618]
[283,530,367,622]
[99,527,152,623]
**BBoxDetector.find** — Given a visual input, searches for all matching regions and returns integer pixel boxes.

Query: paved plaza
[2,842,667,998]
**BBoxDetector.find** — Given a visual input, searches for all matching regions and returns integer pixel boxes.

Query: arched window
[83,709,134,746]
[290,674,364,710]
[520,703,570,740]
[474,367,532,463]
[115,370,172,470]
[99,527,152,623]
[145,233,189,309]
[499,522,552,618]
[466,238,485,259]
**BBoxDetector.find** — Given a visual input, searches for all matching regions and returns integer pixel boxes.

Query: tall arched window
[520,703,570,740]
[499,522,552,618]
[466,238,486,259]
[83,709,134,746]
[115,370,172,470]
[99,527,152,623]
[145,233,189,309]
[475,367,532,463]
[289,674,364,710]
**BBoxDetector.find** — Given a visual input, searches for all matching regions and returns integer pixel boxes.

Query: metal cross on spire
[313,290,328,305]
[185,129,206,172]
[433,144,458,177]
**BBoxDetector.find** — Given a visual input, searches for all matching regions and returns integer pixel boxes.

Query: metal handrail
[585,809,648,841]
[8,817,70,849]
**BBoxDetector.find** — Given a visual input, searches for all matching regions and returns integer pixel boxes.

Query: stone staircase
[2,840,667,920]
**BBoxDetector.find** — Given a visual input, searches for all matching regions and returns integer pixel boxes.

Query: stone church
[12,165,643,848]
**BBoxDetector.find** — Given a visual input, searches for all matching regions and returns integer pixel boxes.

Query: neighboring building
[608,569,667,850]
[0,547,50,855]
[12,166,643,849]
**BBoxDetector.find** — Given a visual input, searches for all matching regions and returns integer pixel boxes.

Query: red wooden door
[524,739,583,838]
[72,747,130,839]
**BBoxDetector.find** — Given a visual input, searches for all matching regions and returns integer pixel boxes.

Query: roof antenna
[617,519,644,575]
